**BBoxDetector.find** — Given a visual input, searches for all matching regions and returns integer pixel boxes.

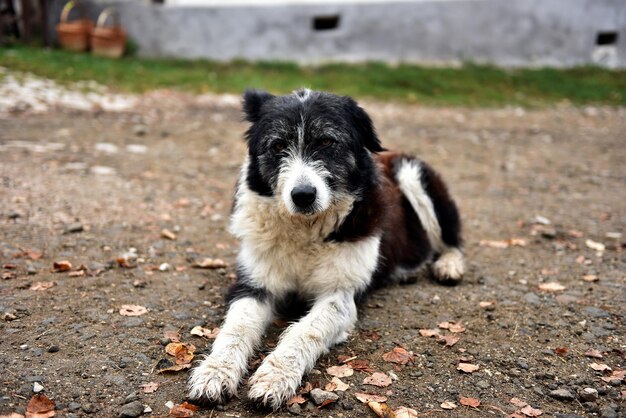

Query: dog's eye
[319,137,334,148]
[272,142,286,153]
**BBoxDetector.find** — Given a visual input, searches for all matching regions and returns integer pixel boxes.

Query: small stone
[309,388,339,405]
[64,223,84,234]
[68,402,81,412]
[124,393,139,404]
[585,307,610,318]
[33,382,44,393]
[82,403,96,414]
[122,317,144,328]
[476,380,490,390]
[550,389,575,401]
[541,228,557,239]
[287,403,301,415]
[118,400,144,417]
[47,345,60,353]
[158,263,171,272]
[516,359,529,370]
[579,388,598,402]
[341,401,354,410]
[600,407,617,418]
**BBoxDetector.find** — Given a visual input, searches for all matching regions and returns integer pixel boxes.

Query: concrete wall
[51,0,626,67]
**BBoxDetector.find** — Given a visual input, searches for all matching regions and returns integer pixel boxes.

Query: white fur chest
[230,184,381,298]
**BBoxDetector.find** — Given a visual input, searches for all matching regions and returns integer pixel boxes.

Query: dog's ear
[344,97,384,153]
[243,89,274,123]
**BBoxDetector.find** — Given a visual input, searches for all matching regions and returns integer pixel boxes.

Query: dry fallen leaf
[360,330,381,340]
[510,397,528,408]
[440,401,457,410]
[437,334,460,347]
[193,258,227,269]
[584,349,604,359]
[538,282,566,292]
[119,305,148,316]
[14,249,44,260]
[30,282,56,291]
[590,362,611,372]
[190,325,220,339]
[52,260,72,273]
[327,364,354,377]
[459,397,480,407]
[394,406,419,418]
[142,382,159,393]
[457,363,479,373]
[161,229,177,241]
[325,377,349,392]
[169,402,198,417]
[166,343,196,365]
[382,347,413,365]
[286,394,307,406]
[554,347,569,356]
[348,359,374,373]
[363,372,393,388]
[155,358,192,373]
[164,330,181,343]
[367,401,396,418]
[601,370,625,383]
[520,405,543,417]
[449,323,466,333]
[479,240,509,249]
[479,238,526,249]
[419,329,440,338]
[26,394,55,418]
[355,393,388,403]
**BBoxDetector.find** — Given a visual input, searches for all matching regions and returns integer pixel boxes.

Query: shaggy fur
[188,89,464,409]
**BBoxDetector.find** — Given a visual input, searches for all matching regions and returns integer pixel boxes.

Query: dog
[188,89,464,409]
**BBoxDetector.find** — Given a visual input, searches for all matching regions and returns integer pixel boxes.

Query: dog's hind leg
[394,157,465,285]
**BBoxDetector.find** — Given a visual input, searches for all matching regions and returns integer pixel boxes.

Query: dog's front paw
[188,356,242,403]
[432,248,465,285]
[247,355,301,409]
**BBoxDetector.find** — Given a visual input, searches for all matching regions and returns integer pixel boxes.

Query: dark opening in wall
[596,31,618,45]
[313,15,340,31]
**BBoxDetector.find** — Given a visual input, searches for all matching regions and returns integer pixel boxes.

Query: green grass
[1,45,625,107]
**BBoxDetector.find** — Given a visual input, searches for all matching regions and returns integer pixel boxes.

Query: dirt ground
[1,89,625,418]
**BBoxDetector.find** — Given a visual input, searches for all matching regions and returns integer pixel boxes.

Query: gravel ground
[0,83,625,418]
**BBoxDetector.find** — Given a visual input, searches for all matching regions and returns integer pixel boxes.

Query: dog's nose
[291,185,317,208]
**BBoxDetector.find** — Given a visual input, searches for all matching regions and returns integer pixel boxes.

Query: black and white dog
[188,89,464,409]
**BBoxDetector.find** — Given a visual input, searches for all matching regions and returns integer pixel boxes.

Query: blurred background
[0,0,624,107]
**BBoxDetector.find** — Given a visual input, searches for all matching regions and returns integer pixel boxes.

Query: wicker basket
[55,1,93,51]
[90,8,126,58]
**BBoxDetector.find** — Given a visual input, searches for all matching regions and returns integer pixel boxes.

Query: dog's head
[242,89,383,216]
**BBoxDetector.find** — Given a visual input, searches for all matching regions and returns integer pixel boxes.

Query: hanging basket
[90,8,126,58]
[55,1,93,51]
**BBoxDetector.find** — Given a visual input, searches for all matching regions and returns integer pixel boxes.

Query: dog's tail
[393,156,465,284]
